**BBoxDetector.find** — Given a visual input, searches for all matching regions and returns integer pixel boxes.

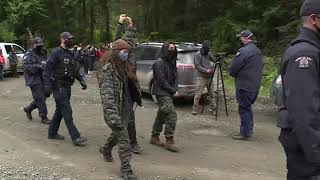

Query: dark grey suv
[134,42,202,102]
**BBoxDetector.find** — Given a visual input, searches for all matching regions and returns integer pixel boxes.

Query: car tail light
[176,63,195,70]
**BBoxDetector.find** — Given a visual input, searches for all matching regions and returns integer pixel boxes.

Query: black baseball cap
[300,0,320,16]
[60,32,74,39]
[32,37,44,46]
[236,30,254,39]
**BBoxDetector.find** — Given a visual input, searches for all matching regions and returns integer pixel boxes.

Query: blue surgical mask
[119,51,129,62]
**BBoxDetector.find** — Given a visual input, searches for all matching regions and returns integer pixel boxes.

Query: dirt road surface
[0,75,286,180]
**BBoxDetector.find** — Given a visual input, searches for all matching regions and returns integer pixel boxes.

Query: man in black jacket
[150,42,179,152]
[278,0,320,179]
[229,30,263,141]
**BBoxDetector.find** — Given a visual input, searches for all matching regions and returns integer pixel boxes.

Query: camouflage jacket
[97,62,142,127]
[97,63,123,127]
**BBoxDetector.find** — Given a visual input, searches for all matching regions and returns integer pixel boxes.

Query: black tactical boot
[121,170,138,180]
[41,117,51,125]
[24,107,33,120]
[48,134,65,140]
[99,146,113,162]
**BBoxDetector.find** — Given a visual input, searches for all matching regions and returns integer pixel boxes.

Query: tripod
[201,61,229,120]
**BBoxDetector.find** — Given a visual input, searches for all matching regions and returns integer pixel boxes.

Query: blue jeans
[48,86,80,140]
[236,89,258,137]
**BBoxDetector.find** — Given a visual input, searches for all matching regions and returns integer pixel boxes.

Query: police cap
[32,37,44,46]
[300,0,320,16]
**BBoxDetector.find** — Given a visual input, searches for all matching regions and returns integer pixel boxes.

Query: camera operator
[192,40,217,115]
[229,30,263,141]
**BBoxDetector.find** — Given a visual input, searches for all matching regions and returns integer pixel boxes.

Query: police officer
[44,32,88,146]
[229,30,263,141]
[278,1,320,179]
[23,37,51,124]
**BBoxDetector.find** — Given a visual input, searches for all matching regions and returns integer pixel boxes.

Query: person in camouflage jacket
[97,39,141,180]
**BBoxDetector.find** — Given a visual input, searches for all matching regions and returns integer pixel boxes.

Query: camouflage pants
[103,128,132,173]
[152,96,177,137]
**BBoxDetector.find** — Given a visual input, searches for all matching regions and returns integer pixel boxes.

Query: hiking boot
[41,117,51,125]
[24,107,33,120]
[121,170,137,180]
[99,147,113,162]
[73,137,88,147]
[232,133,250,141]
[164,137,180,152]
[191,109,198,115]
[48,134,65,140]
[131,143,143,154]
[150,134,165,147]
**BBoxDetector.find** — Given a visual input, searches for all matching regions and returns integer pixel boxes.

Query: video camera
[215,52,228,62]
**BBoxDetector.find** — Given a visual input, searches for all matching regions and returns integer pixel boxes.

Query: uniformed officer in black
[278,0,320,179]
[229,30,263,141]
[44,32,88,146]
[23,37,51,124]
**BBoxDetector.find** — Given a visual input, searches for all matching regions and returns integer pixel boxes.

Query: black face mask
[201,46,209,55]
[167,50,177,61]
[64,39,74,48]
[35,46,43,53]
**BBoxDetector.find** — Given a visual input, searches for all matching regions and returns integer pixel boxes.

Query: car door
[135,46,160,92]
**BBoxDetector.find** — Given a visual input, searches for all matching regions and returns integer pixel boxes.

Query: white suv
[0,43,26,73]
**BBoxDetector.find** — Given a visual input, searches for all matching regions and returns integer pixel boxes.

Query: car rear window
[177,51,198,64]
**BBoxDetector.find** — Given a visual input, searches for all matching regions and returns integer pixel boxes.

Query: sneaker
[73,137,88,147]
[191,109,197,115]
[131,143,143,154]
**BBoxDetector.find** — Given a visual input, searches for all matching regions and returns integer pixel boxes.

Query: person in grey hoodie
[192,40,217,115]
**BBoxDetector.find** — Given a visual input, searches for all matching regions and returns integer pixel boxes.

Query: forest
[0,0,305,96]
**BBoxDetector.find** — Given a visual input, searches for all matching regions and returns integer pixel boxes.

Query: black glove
[80,81,87,90]
[44,86,52,97]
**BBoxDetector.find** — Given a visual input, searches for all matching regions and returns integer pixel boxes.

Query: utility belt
[54,79,73,88]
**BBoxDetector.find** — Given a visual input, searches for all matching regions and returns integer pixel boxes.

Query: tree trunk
[90,1,95,42]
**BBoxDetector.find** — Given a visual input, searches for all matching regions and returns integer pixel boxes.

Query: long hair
[98,48,138,83]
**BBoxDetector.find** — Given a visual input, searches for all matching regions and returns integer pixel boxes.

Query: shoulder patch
[294,56,313,69]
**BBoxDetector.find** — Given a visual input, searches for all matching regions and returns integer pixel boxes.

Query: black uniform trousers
[28,84,48,117]
[48,86,80,140]
[279,129,320,180]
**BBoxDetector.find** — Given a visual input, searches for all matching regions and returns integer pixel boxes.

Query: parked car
[0,43,26,73]
[270,74,283,107]
[134,42,203,102]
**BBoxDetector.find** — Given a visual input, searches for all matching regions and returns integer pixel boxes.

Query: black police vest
[54,48,76,85]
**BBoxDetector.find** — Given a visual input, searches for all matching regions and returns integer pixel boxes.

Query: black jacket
[23,49,46,86]
[279,27,320,165]
[229,42,263,92]
[152,57,178,96]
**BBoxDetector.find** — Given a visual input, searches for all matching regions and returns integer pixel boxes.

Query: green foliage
[0,21,16,42]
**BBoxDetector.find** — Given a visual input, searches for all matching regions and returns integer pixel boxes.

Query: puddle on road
[191,129,227,137]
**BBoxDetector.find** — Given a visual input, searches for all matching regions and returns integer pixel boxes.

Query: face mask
[119,50,129,62]
[201,46,209,55]
[35,46,43,53]
[64,39,74,48]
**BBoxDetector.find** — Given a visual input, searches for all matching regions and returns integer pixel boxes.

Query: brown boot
[165,137,180,152]
[150,134,165,147]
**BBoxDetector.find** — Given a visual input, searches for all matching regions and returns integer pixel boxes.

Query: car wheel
[150,83,158,104]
